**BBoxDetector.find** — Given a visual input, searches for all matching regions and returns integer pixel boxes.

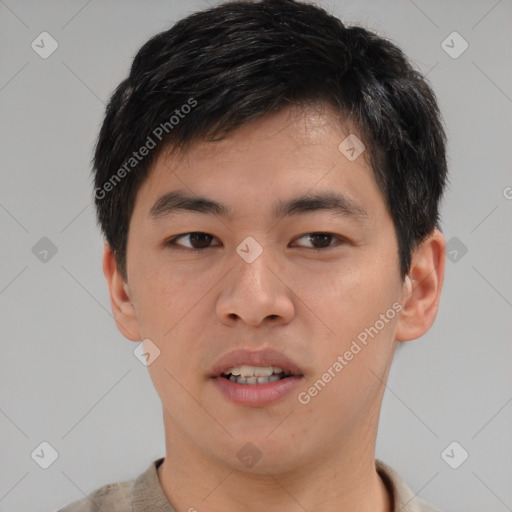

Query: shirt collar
[131,457,438,512]
[376,459,439,512]
[131,457,175,512]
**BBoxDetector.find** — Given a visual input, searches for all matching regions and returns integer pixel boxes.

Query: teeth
[223,365,284,378]
[228,374,284,385]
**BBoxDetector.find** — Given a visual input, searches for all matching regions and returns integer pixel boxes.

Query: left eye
[293,233,344,249]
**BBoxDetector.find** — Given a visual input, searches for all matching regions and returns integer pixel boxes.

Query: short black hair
[93,0,447,281]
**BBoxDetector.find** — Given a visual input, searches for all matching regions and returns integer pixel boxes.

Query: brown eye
[167,232,219,250]
[293,233,345,249]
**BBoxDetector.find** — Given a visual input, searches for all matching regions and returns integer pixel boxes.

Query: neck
[157,412,392,512]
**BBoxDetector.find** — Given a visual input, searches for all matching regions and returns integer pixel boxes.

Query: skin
[103,104,445,512]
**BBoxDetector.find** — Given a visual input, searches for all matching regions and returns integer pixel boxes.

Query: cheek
[301,257,396,325]
[130,256,192,333]
[295,312,399,434]
[297,251,401,372]
[132,268,213,377]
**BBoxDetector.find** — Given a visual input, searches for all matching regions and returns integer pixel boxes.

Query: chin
[209,430,311,475]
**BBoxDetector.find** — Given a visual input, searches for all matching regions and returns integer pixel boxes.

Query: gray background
[1,1,511,511]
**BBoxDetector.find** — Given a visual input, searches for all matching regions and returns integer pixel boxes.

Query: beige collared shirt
[57,458,441,512]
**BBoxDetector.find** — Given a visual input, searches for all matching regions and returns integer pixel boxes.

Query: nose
[215,246,295,328]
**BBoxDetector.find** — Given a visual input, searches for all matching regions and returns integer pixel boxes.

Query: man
[60,0,447,510]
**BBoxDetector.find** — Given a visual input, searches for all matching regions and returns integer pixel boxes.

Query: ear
[102,242,141,342]
[395,229,446,342]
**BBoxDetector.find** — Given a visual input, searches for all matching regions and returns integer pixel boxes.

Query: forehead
[177,104,366,163]
[133,104,382,221]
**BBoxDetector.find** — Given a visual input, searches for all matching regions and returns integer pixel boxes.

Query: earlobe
[395,229,446,342]
[102,243,142,342]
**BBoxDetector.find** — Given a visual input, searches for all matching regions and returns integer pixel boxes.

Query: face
[110,105,422,473]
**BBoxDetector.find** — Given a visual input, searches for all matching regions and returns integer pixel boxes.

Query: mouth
[221,365,292,385]
[210,348,304,407]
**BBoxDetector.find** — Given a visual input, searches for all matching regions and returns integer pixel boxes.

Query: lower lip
[212,376,302,407]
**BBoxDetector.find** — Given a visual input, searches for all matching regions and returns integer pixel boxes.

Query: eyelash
[165,232,347,252]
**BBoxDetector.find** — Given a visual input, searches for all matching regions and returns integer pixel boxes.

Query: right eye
[165,232,221,251]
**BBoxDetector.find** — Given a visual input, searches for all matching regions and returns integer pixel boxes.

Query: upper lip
[209,348,304,378]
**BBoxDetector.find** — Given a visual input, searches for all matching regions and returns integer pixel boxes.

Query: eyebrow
[149,189,368,221]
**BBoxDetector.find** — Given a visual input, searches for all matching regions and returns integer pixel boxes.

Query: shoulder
[57,480,132,512]
[56,458,165,512]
